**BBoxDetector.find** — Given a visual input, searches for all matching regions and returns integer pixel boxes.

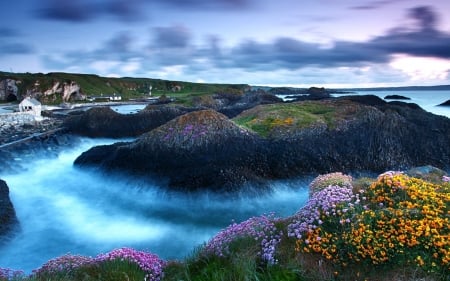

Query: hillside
[0,71,249,104]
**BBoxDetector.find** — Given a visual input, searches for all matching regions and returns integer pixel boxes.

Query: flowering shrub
[204,214,283,265]
[95,247,165,281]
[30,248,165,281]
[0,268,24,281]
[291,171,449,277]
[32,254,94,277]
[288,184,364,262]
[308,172,353,197]
[343,172,450,272]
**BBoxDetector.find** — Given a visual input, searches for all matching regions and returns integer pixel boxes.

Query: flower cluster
[291,171,449,276]
[288,184,361,239]
[443,175,450,182]
[0,268,24,281]
[204,214,282,265]
[288,184,364,263]
[95,247,165,281]
[30,248,165,281]
[32,254,94,276]
[308,172,353,197]
[343,172,450,271]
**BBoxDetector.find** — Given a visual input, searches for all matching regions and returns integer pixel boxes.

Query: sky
[1,0,450,88]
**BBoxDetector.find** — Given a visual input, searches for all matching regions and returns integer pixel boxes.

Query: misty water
[0,137,310,273]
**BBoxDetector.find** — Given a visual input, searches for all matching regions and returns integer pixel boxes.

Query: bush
[308,172,353,197]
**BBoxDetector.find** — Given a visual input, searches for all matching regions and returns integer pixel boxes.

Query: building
[19,97,42,117]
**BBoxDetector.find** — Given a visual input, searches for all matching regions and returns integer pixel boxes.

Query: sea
[0,90,448,273]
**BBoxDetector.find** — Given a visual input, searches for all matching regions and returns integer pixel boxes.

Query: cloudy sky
[1,0,450,87]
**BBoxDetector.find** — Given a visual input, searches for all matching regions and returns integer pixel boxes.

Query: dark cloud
[157,0,253,10]
[105,0,146,21]
[0,43,34,55]
[350,0,405,10]
[408,6,438,30]
[36,0,146,22]
[37,0,94,22]
[105,32,134,53]
[36,0,254,23]
[152,25,191,49]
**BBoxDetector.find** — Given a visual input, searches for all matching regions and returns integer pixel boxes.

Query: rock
[62,81,85,102]
[0,79,19,101]
[75,110,269,191]
[74,97,450,192]
[63,105,194,138]
[384,94,411,100]
[438,99,450,106]
[406,165,448,183]
[0,179,19,239]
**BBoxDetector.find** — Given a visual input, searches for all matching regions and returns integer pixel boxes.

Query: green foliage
[0,71,249,104]
[233,101,339,137]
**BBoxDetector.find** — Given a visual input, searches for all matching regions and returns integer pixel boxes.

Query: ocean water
[341,90,450,118]
[0,137,309,273]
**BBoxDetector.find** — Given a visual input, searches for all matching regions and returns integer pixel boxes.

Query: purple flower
[32,254,94,276]
[204,214,282,265]
[95,248,165,281]
[0,268,24,280]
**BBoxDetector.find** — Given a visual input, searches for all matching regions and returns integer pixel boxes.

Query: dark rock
[63,105,193,138]
[384,94,411,100]
[75,110,269,191]
[74,99,450,191]
[406,165,448,183]
[0,179,19,239]
[438,99,450,106]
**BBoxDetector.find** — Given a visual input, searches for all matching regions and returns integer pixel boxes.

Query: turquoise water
[0,137,309,273]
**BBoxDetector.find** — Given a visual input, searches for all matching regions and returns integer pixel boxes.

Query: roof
[20,97,41,106]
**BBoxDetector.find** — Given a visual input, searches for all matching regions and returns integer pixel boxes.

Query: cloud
[37,0,94,22]
[36,0,147,22]
[152,25,191,49]
[36,0,254,23]
[0,28,35,56]
[155,0,254,10]
[408,6,439,30]
[40,6,450,85]
[0,43,34,55]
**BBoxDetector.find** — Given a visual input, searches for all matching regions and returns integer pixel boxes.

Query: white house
[19,97,42,117]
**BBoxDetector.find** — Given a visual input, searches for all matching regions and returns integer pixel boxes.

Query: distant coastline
[336,84,450,92]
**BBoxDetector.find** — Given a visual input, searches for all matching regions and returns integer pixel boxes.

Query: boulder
[0,180,19,238]
[63,105,194,138]
[75,110,269,191]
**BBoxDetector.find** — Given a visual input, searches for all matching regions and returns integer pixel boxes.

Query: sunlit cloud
[389,54,450,81]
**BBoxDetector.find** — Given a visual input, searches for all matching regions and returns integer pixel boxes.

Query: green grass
[233,101,340,137]
[0,71,249,104]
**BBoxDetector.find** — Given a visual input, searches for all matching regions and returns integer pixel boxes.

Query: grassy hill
[0,71,249,104]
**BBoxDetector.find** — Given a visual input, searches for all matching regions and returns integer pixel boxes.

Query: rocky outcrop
[384,94,411,100]
[74,96,450,191]
[0,180,19,238]
[63,105,194,138]
[62,81,85,102]
[0,79,19,101]
[75,110,268,191]
[438,99,450,106]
